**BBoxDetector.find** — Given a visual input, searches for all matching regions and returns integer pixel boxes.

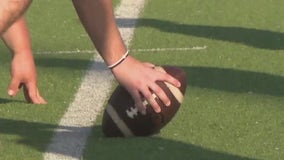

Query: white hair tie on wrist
[108,50,129,69]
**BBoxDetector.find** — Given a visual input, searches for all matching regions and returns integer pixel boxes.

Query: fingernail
[8,90,14,96]
[155,108,161,113]
[177,82,181,87]
[166,101,171,106]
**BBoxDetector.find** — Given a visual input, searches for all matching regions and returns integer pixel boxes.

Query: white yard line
[34,46,207,55]
[132,46,207,52]
[43,0,146,160]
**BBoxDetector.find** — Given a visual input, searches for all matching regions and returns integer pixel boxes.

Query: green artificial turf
[84,0,284,160]
[0,0,283,159]
[0,1,94,160]
[0,54,92,160]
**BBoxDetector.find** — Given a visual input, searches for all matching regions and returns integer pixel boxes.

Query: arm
[0,0,32,34]
[1,17,47,104]
[72,0,180,114]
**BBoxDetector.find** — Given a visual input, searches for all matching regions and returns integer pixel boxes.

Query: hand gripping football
[102,66,187,137]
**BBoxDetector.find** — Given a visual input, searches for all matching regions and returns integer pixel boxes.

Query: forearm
[1,17,33,56]
[0,0,32,35]
[72,0,127,66]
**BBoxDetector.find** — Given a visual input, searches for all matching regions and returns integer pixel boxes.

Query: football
[102,66,187,137]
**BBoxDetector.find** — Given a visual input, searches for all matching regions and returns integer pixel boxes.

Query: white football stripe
[155,67,184,104]
[106,104,134,137]
[164,82,184,104]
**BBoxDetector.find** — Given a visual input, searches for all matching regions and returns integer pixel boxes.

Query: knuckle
[154,86,164,95]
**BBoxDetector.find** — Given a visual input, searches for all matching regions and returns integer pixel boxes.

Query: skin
[1,17,47,104]
[72,0,181,114]
[0,0,180,114]
[0,0,32,34]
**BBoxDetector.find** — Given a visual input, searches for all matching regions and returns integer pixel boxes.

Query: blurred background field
[0,0,283,160]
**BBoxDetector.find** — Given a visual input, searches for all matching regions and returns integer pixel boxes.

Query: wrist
[107,50,129,69]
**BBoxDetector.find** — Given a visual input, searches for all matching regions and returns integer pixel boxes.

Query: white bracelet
[107,50,129,69]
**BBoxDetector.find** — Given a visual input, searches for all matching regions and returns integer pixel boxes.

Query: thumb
[8,78,21,97]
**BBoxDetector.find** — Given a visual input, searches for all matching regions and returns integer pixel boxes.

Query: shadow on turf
[117,18,284,50]
[34,56,284,97]
[0,118,259,160]
[0,98,15,104]
[84,126,259,160]
[0,118,90,158]
[35,57,96,71]
[181,66,284,97]
[0,98,24,104]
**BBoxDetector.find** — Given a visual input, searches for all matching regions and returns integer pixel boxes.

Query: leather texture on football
[102,66,187,137]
